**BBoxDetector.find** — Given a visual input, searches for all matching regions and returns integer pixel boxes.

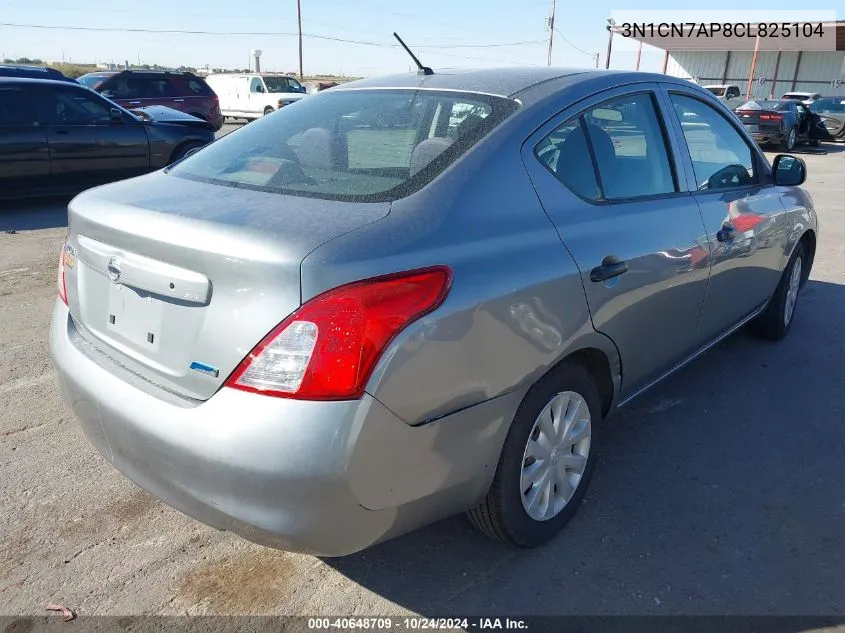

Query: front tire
[263,106,275,116]
[750,242,805,341]
[468,362,601,548]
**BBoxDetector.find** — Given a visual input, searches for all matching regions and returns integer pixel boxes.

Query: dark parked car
[808,96,845,141]
[0,77,215,200]
[0,64,76,83]
[734,99,824,150]
[77,70,224,131]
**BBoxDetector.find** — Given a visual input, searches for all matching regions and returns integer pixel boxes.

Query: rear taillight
[57,243,68,305]
[225,266,453,400]
[760,113,784,121]
[210,95,220,114]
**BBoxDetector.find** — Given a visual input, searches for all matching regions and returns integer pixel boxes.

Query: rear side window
[141,77,179,98]
[535,92,676,201]
[169,89,518,202]
[670,93,756,190]
[185,78,213,96]
[535,118,601,201]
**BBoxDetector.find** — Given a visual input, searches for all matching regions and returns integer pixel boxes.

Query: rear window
[169,89,518,202]
[78,75,109,89]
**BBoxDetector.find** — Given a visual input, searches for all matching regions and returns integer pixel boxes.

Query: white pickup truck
[205,73,308,121]
[702,84,749,109]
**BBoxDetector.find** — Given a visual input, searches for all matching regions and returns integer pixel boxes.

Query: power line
[0,22,545,50]
[553,28,597,58]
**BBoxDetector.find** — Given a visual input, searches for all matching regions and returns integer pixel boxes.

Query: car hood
[129,105,211,127]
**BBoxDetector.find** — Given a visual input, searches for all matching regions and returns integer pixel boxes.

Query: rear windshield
[169,89,518,202]
[705,87,726,97]
[78,75,110,89]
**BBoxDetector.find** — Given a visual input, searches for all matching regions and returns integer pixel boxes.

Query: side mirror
[109,108,123,122]
[772,154,807,187]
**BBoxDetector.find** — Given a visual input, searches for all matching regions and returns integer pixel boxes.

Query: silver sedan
[50,67,818,556]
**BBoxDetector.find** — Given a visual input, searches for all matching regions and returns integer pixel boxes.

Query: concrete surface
[1,145,844,618]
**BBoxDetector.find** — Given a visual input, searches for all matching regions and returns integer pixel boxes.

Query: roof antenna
[393,32,434,76]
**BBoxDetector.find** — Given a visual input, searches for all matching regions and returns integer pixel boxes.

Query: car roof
[335,67,590,98]
[0,77,83,87]
[333,67,705,105]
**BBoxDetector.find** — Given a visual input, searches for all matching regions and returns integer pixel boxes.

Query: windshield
[169,89,518,202]
[705,87,726,97]
[263,76,303,93]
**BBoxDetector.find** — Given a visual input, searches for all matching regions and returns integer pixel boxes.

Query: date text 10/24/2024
[307,618,529,630]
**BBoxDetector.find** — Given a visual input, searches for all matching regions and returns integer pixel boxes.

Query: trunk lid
[64,171,389,401]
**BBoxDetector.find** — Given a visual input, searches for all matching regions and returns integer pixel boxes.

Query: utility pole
[546,0,557,66]
[297,0,304,80]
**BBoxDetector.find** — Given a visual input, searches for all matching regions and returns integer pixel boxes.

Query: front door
[523,85,711,397]
[0,84,51,196]
[662,88,790,344]
[35,84,150,190]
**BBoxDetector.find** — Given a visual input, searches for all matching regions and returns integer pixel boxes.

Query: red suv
[78,70,224,131]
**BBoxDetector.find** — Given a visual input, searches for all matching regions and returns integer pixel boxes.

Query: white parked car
[205,73,308,121]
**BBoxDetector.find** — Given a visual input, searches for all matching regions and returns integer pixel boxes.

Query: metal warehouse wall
[666,50,845,99]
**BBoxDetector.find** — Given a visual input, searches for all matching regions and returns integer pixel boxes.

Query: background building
[618,21,845,100]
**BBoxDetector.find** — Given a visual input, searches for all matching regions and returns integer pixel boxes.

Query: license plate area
[106,284,165,351]
[744,124,759,133]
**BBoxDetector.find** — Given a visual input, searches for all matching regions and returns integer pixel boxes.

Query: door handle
[54,129,69,135]
[716,223,736,242]
[128,101,141,105]
[590,255,629,283]
[173,99,185,102]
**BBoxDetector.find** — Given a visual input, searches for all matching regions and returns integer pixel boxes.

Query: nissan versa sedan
[50,68,818,556]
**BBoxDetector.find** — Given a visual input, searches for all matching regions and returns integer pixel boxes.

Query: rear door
[661,87,790,344]
[0,84,50,196]
[522,84,711,397]
[36,84,150,189]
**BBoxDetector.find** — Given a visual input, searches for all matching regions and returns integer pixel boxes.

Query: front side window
[671,93,756,191]
[100,76,142,100]
[535,92,676,201]
[37,88,113,125]
[169,89,518,201]
[0,87,35,127]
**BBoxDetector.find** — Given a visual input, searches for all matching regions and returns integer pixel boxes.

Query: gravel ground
[1,146,844,620]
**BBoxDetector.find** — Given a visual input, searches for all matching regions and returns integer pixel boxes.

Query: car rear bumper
[50,301,517,556]
[749,131,787,145]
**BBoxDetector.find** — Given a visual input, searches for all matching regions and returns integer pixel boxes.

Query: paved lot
[1,145,844,618]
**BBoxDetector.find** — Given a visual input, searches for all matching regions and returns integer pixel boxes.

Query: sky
[0,0,840,77]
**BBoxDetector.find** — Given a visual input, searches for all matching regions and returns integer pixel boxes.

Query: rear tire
[750,242,805,341]
[467,362,601,548]
[782,127,797,151]
[263,106,275,116]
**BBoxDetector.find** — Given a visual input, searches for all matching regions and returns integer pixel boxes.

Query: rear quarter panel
[301,108,620,426]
